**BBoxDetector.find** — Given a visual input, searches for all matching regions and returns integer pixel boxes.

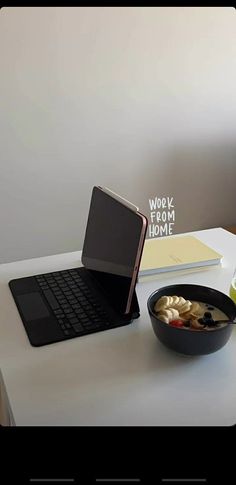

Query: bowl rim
[147,283,236,334]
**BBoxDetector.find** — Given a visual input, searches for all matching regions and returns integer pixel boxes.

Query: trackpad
[16,292,50,321]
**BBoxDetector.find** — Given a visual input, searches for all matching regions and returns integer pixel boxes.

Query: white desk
[0,228,236,426]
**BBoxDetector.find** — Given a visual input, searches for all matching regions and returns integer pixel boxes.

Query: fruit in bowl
[154,295,229,330]
[147,284,236,355]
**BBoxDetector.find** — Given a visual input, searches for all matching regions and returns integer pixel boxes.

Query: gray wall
[1,7,236,263]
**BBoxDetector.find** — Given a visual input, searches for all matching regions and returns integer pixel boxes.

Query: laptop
[9,186,148,346]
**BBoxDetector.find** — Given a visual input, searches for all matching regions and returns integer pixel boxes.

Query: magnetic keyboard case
[9,267,140,347]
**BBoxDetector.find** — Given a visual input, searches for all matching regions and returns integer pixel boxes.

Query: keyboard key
[68,299,78,305]
[73,291,83,297]
[56,314,65,320]
[86,310,96,317]
[82,321,94,328]
[73,323,83,333]
[75,309,85,316]
[55,296,64,302]
[69,317,79,325]
[80,317,90,323]
[46,278,54,284]
[54,309,63,315]
[82,304,91,310]
[42,289,60,310]
[67,313,76,319]
[71,303,81,309]
[76,296,87,303]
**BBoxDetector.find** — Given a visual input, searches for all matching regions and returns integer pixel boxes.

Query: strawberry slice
[169,319,184,327]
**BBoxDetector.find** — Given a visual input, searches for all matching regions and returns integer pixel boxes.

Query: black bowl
[147,284,236,355]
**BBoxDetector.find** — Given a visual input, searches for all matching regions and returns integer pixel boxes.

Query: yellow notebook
[139,235,223,276]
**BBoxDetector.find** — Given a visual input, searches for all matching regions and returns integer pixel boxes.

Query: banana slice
[171,296,180,307]
[155,295,181,312]
[174,297,186,309]
[154,296,170,312]
[168,307,180,320]
[179,300,192,314]
[190,301,201,315]
[158,314,169,323]
[158,308,180,323]
[161,309,173,320]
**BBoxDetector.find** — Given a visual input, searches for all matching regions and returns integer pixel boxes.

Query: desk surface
[0,228,236,426]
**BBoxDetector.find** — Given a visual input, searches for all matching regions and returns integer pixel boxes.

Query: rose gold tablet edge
[125,213,147,314]
[98,185,139,212]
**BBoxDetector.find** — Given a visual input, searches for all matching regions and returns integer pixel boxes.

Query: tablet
[82,186,147,314]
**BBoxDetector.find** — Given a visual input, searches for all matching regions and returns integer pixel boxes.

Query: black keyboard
[35,269,111,338]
